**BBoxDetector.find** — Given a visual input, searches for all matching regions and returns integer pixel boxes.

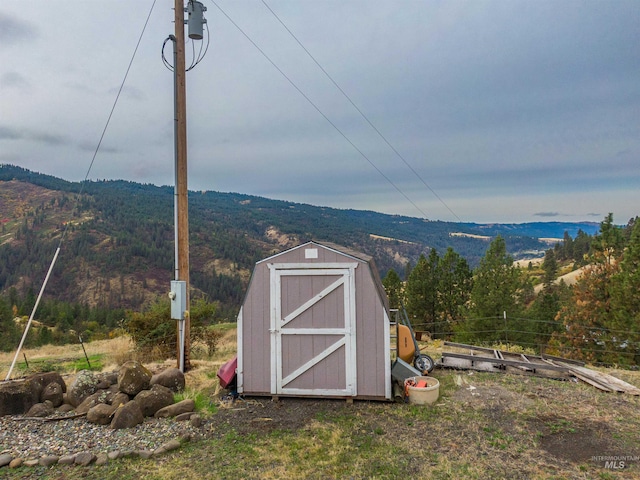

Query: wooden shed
[237,241,392,401]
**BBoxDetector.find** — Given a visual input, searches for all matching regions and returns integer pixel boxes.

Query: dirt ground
[208,372,640,476]
[212,396,355,436]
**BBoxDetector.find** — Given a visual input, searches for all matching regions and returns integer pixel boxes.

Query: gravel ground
[0,413,206,460]
[0,396,354,461]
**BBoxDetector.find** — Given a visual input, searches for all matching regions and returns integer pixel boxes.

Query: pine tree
[609,219,640,365]
[405,250,440,334]
[464,236,524,343]
[382,269,403,310]
[591,213,624,265]
[542,249,558,287]
[438,247,472,328]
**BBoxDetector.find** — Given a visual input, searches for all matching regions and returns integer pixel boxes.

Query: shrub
[124,297,221,360]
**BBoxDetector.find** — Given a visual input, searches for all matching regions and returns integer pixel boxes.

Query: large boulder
[118,361,152,396]
[154,399,195,418]
[0,372,67,416]
[110,392,130,408]
[41,382,64,408]
[26,400,54,417]
[75,390,110,415]
[110,401,144,429]
[26,372,66,402]
[150,368,185,392]
[0,379,35,416]
[95,371,118,390]
[67,370,99,407]
[87,403,117,425]
[134,384,175,417]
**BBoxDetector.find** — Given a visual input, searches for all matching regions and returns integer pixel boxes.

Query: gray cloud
[0,126,22,140]
[107,85,146,101]
[0,1,638,224]
[0,71,32,90]
[77,142,120,154]
[534,212,562,218]
[0,125,69,146]
[0,13,38,45]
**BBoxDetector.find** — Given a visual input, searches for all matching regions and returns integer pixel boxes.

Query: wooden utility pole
[174,0,191,370]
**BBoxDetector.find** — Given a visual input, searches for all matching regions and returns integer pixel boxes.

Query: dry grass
[4,328,640,479]
[0,323,239,382]
[0,336,135,379]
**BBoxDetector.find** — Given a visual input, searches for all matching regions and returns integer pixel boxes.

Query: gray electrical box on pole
[170,280,187,320]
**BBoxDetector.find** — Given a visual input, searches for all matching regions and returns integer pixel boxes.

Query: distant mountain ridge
[0,164,600,316]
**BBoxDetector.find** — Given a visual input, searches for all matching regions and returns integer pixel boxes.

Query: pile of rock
[0,361,203,470]
[17,361,194,429]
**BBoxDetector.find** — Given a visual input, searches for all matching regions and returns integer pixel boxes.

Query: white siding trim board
[236,306,244,394]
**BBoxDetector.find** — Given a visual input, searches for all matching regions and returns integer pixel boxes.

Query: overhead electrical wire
[162,20,210,72]
[68,0,158,210]
[260,1,462,223]
[4,0,158,381]
[209,0,430,219]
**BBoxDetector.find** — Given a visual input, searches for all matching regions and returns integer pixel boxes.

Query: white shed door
[269,263,358,396]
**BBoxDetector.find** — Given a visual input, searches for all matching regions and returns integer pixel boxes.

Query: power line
[60,0,158,246]
[4,0,159,382]
[209,0,430,219]
[260,0,462,223]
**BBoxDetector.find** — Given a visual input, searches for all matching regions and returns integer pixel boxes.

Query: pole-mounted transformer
[186,1,207,40]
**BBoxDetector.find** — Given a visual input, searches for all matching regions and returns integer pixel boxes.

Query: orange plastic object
[397,324,416,364]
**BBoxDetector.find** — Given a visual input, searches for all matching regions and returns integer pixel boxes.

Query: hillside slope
[0,164,598,318]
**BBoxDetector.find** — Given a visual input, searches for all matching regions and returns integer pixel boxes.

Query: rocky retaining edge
[0,436,186,469]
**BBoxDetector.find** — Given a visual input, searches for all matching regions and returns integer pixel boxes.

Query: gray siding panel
[243,262,270,394]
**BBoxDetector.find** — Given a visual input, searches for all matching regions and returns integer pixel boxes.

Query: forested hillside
[388,213,640,366]
[0,164,603,350]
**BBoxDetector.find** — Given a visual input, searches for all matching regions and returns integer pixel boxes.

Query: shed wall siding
[242,262,271,394]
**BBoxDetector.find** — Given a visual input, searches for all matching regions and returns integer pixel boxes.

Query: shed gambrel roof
[257,241,388,312]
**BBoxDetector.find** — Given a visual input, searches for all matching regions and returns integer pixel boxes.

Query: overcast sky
[1,1,638,224]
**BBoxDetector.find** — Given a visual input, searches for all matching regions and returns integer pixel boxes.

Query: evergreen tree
[591,213,624,265]
[542,249,558,287]
[463,236,524,343]
[405,250,440,333]
[527,281,570,349]
[553,214,631,364]
[382,269,403,310]
[437,247,472,328]
[572,229,592,265]
[553,260,617,362]
[609,219,640,365]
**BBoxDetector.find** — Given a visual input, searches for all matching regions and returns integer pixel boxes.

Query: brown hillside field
[1,329,639,479]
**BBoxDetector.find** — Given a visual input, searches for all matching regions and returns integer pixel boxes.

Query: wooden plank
[570,371,613,392]
[444,342,496,354]
[444,341,587,367]
[442,342,640,393]
[442,352,570,372]
[439,355,498,372]
[557,363,640,395]
[540,354,585,366]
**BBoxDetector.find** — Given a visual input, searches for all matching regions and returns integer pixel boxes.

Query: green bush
[124,297,220,360]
